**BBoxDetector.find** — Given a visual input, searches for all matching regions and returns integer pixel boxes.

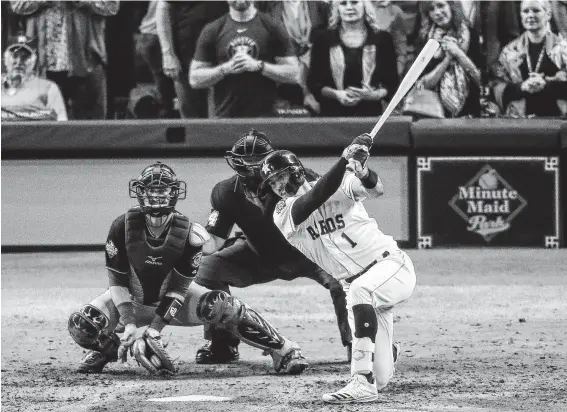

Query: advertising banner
[417,157,560,248]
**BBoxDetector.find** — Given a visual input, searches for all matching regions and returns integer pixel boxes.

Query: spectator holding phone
[307,0,399,117]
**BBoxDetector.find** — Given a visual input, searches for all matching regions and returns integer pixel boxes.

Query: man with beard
[189,0,299,118]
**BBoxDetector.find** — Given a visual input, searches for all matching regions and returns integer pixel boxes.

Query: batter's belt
[343,251,390,284]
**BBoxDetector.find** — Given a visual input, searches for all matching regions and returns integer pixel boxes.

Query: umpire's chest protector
[125,208,190,297]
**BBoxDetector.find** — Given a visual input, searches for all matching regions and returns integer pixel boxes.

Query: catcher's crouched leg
[196,290,309,374]
[68,304,120,373]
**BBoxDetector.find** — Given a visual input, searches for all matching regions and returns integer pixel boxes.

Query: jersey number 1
[341,233,357,248]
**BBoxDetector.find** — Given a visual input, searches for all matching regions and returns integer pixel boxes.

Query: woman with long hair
[307,0,399,117]
[416,0,481,117]
[491,0,567,118]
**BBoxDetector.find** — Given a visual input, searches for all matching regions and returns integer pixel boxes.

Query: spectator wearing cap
[10,1,119,119]
[2,35,67,121]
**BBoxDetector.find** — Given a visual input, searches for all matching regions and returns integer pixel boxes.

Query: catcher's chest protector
[125,208,190,298]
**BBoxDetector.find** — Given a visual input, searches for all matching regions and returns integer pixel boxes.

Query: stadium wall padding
[0,157,409,247]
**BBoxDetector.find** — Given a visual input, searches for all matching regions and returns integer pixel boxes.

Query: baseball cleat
[77,351,113,373]
[322,374,379,404]
[195,341,240,364]
[271,340,309,375]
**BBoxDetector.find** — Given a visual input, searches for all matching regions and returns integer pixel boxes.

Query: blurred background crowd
[1,0,566,122]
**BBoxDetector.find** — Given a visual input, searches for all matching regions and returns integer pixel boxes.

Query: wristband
[116,301,136,326]
[257,60,265,73]
[360,169,378,189]
[156,296,183,324]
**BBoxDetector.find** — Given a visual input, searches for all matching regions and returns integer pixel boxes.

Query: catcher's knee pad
[68,304,120,357]
[352,304,377,343]
[197,291,284,351]
[196,290,244,326]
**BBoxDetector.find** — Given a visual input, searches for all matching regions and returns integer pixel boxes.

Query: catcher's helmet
[258,150,305,198]
[129,162,187,217]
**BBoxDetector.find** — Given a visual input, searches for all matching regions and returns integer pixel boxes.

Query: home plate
[147,395,232,402]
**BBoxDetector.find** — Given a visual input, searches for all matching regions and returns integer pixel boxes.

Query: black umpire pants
[194,238,352,347]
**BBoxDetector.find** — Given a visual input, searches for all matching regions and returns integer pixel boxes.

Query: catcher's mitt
[132,328,177,376]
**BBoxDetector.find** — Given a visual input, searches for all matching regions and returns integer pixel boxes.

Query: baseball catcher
[67,162,308,376]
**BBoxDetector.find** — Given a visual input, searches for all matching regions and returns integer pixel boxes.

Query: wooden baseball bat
[369,39,440,141]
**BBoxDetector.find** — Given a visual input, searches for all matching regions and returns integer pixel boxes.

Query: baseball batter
[259,134,417,403]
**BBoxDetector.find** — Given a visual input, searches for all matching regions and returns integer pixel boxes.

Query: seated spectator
[260,0,330,114]
[307,0,399,117]
[189,0,299,118]
[416,0,482,117]
[2,35,67,121]
[10,0,119,120]
[135,0,175,118]
[492,0,567,118]
[372,1,407,76]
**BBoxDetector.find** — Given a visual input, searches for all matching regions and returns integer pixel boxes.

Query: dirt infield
[1,249,566,412]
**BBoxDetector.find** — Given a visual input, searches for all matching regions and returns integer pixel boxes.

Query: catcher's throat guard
[129,162,186,217]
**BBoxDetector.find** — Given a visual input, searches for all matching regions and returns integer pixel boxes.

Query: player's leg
[68,290,122,373]
[298,263,352,356]
[353,250,415,387]
[68,290,158,373]
[322,250,415,403]
[192,239,276,363]
[183,282,309,374]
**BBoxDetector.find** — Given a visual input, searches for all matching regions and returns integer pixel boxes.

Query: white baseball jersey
[273,172,397,281]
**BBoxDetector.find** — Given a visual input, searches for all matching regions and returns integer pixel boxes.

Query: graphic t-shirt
[193,12,295,118]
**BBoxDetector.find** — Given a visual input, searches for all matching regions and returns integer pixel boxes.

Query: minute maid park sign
[449,165,527,242]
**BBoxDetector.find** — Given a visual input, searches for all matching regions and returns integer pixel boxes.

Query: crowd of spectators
[1,0,566,121]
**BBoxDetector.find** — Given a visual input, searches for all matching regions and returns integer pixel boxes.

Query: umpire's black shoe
[195,342,240,364]
[77,351,114,373]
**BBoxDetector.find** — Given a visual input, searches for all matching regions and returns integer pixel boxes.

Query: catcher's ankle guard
[68,305,120,358]
[197,291,285,351]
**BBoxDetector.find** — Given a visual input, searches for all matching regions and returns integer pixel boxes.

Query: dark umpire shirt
[205,175,306,263]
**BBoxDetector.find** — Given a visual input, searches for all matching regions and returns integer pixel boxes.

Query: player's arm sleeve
[273,198,300,238]
[205,184,235,239]
[104,216,135,325]
[338,169,384,201]
[291,157,349,225]
[149,223,209,332]
[105,215,130,283]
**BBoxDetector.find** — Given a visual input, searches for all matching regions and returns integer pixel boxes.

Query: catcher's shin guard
[196,291,285,351]
[68,305,120,359]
